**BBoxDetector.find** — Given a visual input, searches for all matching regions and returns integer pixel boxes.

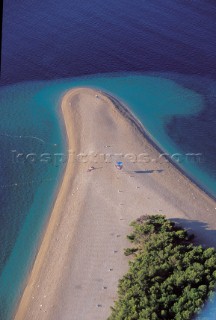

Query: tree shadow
[171,218,216,248]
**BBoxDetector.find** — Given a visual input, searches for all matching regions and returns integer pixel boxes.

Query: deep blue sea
[1,0,216,319]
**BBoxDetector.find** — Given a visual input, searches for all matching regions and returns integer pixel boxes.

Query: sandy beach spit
[14,88,216,320]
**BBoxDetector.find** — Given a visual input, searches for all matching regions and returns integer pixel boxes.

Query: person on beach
[115,161,123,170]
[87,166,95,172]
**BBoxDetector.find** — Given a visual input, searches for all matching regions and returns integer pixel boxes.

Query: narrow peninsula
[14,88,216,320]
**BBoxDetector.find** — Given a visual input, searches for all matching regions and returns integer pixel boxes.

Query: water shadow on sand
[134,169,164,174]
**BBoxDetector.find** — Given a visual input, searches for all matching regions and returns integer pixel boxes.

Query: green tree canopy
[108,215,216,320]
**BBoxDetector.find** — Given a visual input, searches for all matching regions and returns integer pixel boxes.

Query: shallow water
[0,82,65,319]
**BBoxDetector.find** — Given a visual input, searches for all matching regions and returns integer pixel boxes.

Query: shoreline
[14,89,79,319]
[14,88,216,320]
[104,91,216,203]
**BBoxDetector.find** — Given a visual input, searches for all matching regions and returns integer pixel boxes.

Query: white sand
[14,88,216,320]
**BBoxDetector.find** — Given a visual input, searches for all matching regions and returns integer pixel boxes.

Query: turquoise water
[0,82,66,319]
[0,73,215,319]
[197,296,216,320]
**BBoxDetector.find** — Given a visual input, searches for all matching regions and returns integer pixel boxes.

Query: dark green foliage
[108,215,216,320]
